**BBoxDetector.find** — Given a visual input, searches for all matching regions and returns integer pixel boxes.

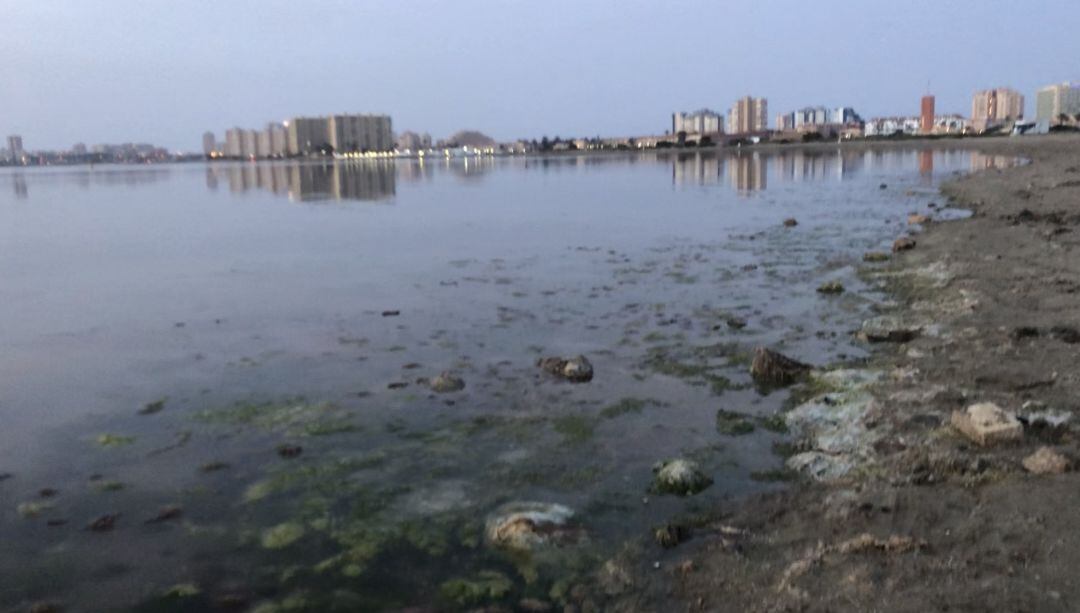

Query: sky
[2,0,1079,151]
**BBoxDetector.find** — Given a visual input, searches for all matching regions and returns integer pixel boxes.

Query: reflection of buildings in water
[772,150,867,182]
[672,153,723,186]
[396,159,436,183]
[446,155,496,181]
[213,162,396,202]
[969,152,1015,171]
[729,152,767,192]
[12,174,28,199]
[918,149,934,184]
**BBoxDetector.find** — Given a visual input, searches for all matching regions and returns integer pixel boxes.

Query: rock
[951,403,1022,446]
[652,458,712,496]
[749,347,811,386]
[138,398,167,415]
[381,310,400,317]
[816,281,845,295]
[892,237,917,252]
[783,218,798,227]
[428,371,465,393]
[860,316,920,343]
[907,214,929,225]
[879,183,888,189]
[726,316,748,329]
[146,505,183,524]
[86,514,119,532]
[654,523,691,548]
[537,355,594,383]
[17,501,54,518]
[598,559,634,596]
[485,502,581,551]
[518,598,553,612]
[1022,447,1069,474]
[863,252,890,263]
[276,444,302,459]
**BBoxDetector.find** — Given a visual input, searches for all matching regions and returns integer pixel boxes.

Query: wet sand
[611,134,1080,612]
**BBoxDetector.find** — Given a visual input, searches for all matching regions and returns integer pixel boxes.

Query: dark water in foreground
[0,149,1014,611]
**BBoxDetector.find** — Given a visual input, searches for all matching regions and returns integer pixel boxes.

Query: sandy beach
[608,134,1080,612]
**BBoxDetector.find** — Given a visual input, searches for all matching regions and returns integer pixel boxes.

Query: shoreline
[612,133,1080,612]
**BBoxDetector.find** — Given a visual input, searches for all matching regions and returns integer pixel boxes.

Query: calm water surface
[0,149,1013,611]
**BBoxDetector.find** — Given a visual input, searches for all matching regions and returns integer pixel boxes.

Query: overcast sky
[2,0,1078,151]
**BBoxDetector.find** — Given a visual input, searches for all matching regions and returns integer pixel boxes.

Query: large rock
[1022,446,1069,474]
[537,355,593,382]
[951,403,1022,446]
[892,237,917,252]
[485,502,581,551]
[652,458,712,495]
[428,371,465,393]
[750,347,811,386]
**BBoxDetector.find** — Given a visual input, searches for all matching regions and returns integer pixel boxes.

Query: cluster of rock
[537,355,594,382]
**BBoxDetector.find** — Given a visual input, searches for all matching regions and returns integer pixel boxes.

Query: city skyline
[3,1,1079,150]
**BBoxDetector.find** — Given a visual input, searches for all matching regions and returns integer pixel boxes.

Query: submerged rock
[951,403,1022,447]
[783,218,798,227]
[726,316,748,329]
[1022,447,1069,474]
[485,502,581,551]
[892,237,917,252]
[816,281,845,295]
[428,371,466,393]
[907,213,930,225]
[750,347,811,386]
[654,522,691,548]
[716,409,755,435]
[86,514,119,532]
[537,355,594,382]
[860,316,920,343]
[652,458,712,496]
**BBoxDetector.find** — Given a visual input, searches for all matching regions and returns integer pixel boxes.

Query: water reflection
[669,148,1020,193]
[207,161,396,202]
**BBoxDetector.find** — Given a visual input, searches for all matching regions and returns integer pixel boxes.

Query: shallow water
[0,149,1016,611]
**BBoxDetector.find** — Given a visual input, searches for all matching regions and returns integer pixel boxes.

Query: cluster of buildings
[206,113,393,160]
[670,96,770,140]
[1,135,176,166]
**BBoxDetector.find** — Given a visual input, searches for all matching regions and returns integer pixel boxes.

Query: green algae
[750,468,799,482]
[439,570,513,607]
[758,413,790,433]
[95,433,136,448]
[262,522,307,549]
[552,414,595,445]
[715,410,755,436]
[194,399,358,437]
[599,397,648,419]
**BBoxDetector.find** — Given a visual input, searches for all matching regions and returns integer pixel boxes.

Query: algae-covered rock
[486,502,581,551]
[537,355,594,382]
[816,280,845,295]
[17,501,54,518]
[716,409,755,436]
[860,316,921,343]
[439,570,513,607]
[163,583,201,598]
[863,251,890,263]
[262,522,306,549]
[750,347,811,386]
[652,458,712,496]
[429,371,466,393]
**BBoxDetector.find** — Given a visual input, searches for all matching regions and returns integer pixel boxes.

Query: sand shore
[610,134,1080,612]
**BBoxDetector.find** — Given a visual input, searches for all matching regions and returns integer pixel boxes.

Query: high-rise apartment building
[971,88,1024,131]
[202,132,216,156]
[920,96,935,134]
[1035,82,1080,125]
[224,128,243,158]
[672,109,723,135]
[728,97,767,134]
[268,123,288,157]
[7,135,24,163]
[328,114,393,153]
[286,117,331,156]
[240,129,258,159]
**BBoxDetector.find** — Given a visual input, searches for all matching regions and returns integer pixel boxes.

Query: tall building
[240,129,258,159]
[7,135,24,163]
[1035,82,1080,125]
[256,129,272,159]
[268,123,287,157]
[920,96,935,134]
[327,114,393,153]
[832,107,862,125]
[728,97,767,134]
[72,143,88,155]
[224,128,243,158]
[201,130,216,155]
[972,88,1024,131]
[286,117,331,156]
[672,109,723,135]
